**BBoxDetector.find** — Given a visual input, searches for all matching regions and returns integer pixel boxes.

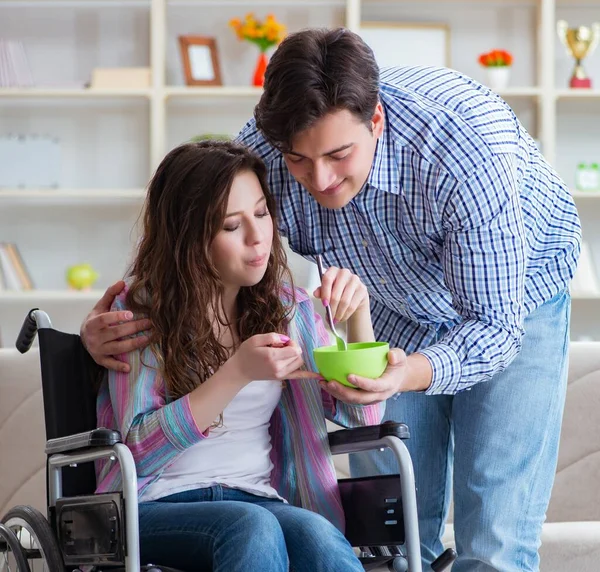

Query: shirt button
[379,277,386,285]
[362,240,368,247]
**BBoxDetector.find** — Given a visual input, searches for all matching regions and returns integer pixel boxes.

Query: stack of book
[0,243,34,291]
[0,40,34,88]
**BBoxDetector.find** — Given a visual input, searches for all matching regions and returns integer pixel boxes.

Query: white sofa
[1,343,600,571]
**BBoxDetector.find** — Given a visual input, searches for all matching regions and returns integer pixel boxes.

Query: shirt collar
[365,106,401,195]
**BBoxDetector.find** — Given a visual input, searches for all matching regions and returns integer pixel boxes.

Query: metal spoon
[316,255,347,351]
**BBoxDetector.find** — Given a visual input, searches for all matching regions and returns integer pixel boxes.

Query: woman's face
[210,170,274,291]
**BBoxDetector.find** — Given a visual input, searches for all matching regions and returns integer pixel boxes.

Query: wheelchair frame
[45,418,423,571]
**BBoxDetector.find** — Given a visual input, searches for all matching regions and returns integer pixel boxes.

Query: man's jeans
[138,485,363,572]
[350,290,571,571]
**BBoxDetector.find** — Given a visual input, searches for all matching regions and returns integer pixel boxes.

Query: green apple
[66,263,99,291]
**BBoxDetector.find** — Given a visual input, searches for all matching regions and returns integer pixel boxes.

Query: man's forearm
[404,352,433,392]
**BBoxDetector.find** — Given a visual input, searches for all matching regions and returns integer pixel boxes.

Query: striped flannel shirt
[237,66,581,394]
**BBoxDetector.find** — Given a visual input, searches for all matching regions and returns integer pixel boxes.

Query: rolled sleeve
[419,344,462,395]
[157,393,206,451]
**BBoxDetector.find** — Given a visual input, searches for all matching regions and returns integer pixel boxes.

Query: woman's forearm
[187,359,248,433]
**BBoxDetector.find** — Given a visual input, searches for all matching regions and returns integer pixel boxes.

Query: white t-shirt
[140,379,284,502]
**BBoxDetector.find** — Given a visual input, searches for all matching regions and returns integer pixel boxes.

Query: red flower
[478,49,513,67]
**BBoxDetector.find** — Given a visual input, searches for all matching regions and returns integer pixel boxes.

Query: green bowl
[313,342,389,388]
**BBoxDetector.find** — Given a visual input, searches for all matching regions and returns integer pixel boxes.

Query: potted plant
[478,49,513,90]
[191,134,231,142]
[229,13,286,87]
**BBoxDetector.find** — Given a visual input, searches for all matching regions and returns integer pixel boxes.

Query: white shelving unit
[1,0,600,345]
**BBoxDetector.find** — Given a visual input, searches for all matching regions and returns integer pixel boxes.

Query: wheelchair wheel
[1,506,63,572]
[0,522,30,572]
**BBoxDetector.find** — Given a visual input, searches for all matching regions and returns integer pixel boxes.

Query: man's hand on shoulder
[81,280,151,373]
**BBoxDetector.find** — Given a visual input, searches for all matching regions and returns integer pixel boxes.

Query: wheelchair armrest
[328,421,409,451]
[45,428,122,455]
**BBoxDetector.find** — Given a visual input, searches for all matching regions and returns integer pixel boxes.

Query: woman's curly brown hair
[126,140,295,401]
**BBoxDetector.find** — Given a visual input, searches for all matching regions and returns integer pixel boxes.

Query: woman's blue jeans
[138,485,363,572]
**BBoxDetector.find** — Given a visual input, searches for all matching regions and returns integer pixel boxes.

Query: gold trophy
[557,20,600,88]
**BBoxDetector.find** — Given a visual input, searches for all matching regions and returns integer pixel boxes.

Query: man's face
[283,104,384,209]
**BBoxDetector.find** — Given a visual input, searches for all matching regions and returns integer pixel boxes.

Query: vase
[486,66,511,91]
[253,52,268,87]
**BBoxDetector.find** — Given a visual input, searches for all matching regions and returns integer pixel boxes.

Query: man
[82,28,580,571]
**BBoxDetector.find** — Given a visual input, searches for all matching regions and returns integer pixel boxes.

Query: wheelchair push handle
[16,308,52,354]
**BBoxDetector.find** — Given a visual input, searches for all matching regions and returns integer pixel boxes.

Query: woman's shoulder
[280,283,321,339]
[110,278,133,312]
[109,286,127,312]
[110,278,151,341]
[279,283,311,306]
[110,277,148,316]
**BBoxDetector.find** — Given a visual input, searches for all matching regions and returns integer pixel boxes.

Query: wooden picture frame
[359,22,451,70]
[178,35,222,86]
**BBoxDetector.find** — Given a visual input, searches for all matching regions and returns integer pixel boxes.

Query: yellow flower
[230,13,286,46]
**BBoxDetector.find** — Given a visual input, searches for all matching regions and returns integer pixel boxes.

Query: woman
[95,140,384,571]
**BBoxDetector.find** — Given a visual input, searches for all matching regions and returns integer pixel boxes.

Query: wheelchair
[0,309,456,572]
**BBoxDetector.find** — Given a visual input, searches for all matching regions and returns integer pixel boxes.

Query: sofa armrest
[443,521,600,572]
[45,428,121,455]
[540,522,600,572]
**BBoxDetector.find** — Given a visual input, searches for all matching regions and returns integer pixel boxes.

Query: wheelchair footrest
[55,492,125,567]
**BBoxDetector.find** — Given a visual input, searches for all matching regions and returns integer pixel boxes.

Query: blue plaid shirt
[237,66,581,395]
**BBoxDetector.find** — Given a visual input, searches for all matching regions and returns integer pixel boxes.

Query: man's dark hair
[254,27,380,151]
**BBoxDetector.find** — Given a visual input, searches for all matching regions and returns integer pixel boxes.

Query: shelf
[362,0,539,4]
[9,289,598,302]
[556,89,600,100]
[0,0,598,345]
[571,191,600,199]
[168,0,345,5]
[0,88,152,99]
[165,86,263,99]
[166,86,544,100]
[572,293,600,300]
[0,189,146,203]
[0,1,150,6]
[0,290,104,301]
[495,87,542,97]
